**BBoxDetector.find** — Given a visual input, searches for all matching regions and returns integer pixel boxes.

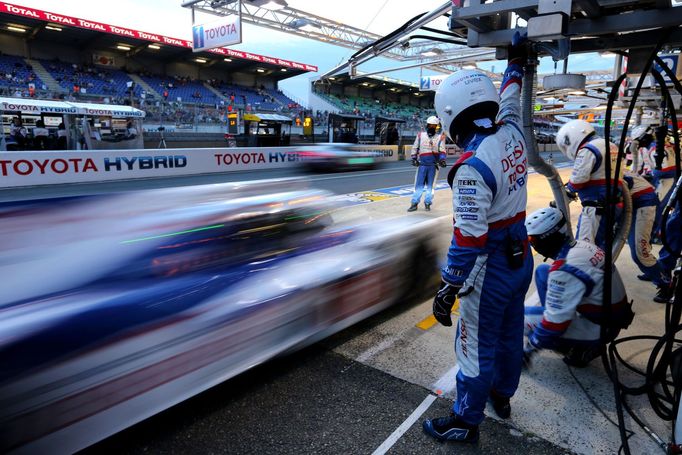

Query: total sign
[192,14,241,52]
[419,75,448,92]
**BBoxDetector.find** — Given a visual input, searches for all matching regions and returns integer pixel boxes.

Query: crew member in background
[423,35,533,443]
[125,121,138,139]
[9,117,27,150]
[555,119,623,250]
[623,172,670,303]
[32,119,50,150]
[657,178,681,304]
[649,131,677,241]
[407,116,446,212]
[56,122,67,150]
[523,207,634,367]
[627,125,655,175]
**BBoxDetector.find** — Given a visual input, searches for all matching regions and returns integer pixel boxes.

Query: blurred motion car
[0,179,440,454]
[297,143,380,172]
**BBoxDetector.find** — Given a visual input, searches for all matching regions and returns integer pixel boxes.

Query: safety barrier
[0,145,400,188]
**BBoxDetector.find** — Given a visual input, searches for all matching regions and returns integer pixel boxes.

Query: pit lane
[11,155,664,455]
[77,162,578,455]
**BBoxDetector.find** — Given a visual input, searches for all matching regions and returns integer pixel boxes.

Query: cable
[601,28,675,455]
[567,363,634,433]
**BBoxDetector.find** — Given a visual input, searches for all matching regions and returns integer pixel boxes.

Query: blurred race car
[297,143,379,172]
[0,179,439,454]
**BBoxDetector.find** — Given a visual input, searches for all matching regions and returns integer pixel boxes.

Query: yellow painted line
[416,298,460,331]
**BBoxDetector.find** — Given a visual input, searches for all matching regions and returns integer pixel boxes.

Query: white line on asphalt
[371,394,438,455]
[356,333,404,363]
[432,365,460,396]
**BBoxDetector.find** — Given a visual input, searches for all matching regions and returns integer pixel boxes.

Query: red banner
[0,2,318,72]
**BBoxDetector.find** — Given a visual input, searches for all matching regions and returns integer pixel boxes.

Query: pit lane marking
[371,394,437,455]
[416,298,459,331]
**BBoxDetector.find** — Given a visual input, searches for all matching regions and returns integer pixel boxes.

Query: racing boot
[489,389,511,419]
[407,203,418,212]
[654,285,673,304]
[425,203,432,211]
[563,345,601,368]
[422,413,479,443]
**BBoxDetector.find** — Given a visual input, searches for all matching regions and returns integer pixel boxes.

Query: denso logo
[103,155,187,172]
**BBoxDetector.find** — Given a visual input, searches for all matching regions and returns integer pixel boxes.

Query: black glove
[508,31,528,63]
[411,158,419,167]
[563,185,578,202]
[433,281,461,327]
[438,159,447,168]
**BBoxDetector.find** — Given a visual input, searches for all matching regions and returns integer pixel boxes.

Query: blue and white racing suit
[659,183,681,283]
[623,173,667,286]
[524,241,630,351]
[566,138,623,250]
[442,62,533,426]
[648,142,676,237]
[411,131,446,205]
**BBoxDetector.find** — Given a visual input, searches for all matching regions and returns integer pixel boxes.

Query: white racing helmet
[525,207,569,258]
[630,125,653,142]
[435,69,499,142]
[426,115,440,126]
[555,119,596,160]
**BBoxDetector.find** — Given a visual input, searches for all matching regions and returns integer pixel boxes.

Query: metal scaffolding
[180,0,492,74]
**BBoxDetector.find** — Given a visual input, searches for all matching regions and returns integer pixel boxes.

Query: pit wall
[0,145,400,188]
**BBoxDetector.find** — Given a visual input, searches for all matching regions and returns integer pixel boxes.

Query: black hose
[602,29,673,455]
[348,11,429,60]
[420,25,464,39]
[404,34,467,45]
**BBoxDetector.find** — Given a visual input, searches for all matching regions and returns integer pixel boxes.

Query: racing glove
[438,159,447,168]
[433,281,461,327]
[508,31,528,64]
[411,158,419,167]
[563,184,578,202]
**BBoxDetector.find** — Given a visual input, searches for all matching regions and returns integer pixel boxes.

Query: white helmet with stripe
[556,119,596,160]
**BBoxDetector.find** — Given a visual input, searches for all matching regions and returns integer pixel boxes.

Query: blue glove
[511,30,528,47]
[509,31,529,62]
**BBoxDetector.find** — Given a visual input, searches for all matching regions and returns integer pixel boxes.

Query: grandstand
[0,2,312,132]
[311,72,436,129]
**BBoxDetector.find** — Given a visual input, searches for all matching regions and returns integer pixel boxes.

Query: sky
[11,0,615,102]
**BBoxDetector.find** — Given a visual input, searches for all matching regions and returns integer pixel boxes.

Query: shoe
[563,345,601,367]
[654,286,673,304]
[407,203,418,212]
[425,203,431,211]
[489,389,511,419]
[637,274,652,282]
[422,414,479,443]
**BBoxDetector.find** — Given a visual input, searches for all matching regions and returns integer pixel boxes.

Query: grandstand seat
[0,55,45,92]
